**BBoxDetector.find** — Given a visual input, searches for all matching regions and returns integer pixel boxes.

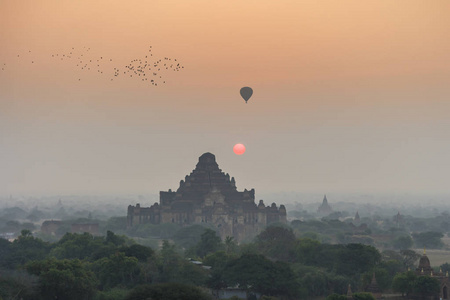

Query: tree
[0,270,37,300]
[392,271,416,296]
[106,230,127,246]
[326,293,347,300]
[298,269,328,297]
[26,258,97,300]
[104,216,128,233]
[293,238,321,265]
[158,240,184,283]
[120,244,154,262]
[392,235,413,250]
[412,231,444,249]
[440,262,450,274]
[126,283,212,300]
[413,276,440,298]
[335,244,381,276]
[224,236,238,254]
[172,225,206,250]
[6,230,50,268]
[195,229,222,258]
[224,254,299,298]
[353,292,376,300]
[255,225,296,262]
[51,232,103,260]
[94,287,129,300]
[93,252,140,289]
[399,250,421,269]
[203,251,235,292]
[361,268,390,291]
[0,238,11,268]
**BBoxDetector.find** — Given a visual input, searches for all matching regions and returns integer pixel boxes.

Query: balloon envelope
[240,87,253,103]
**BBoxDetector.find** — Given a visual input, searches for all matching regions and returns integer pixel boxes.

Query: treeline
[0,225,447,300]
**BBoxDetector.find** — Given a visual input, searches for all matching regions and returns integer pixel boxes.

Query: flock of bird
[1,46,184,86]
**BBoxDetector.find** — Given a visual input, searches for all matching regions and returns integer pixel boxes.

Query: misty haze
[2,1,450,300]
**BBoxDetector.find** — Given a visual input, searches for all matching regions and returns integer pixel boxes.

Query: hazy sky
[1,0,450,196]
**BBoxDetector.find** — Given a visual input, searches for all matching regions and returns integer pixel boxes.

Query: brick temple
[127,152,287,241]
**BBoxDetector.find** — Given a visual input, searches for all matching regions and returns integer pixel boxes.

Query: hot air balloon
[240,87,253,103]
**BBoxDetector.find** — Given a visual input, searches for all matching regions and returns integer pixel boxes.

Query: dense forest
[2,196,450,300]
[1,223,448,300]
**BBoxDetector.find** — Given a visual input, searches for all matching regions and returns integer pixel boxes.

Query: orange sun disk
[233,143,246,155]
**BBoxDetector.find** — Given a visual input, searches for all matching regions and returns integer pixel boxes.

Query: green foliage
[298,268,328,297]
[0,270,37,300]
[26,258,98,300]
[172,224,208,250]
[255,225,296,261]
[326,293,347,300]
[301,231,320,240]
[106,230,127,246]
[92,252,140,290]
[120,244,154,262]
[352,292,376,300]
[51,232,104,260]
[260,296,280,300]
[125,283,212,300]
[196,228,223,258]
[293,238,321,265]
[204,251,235,290]
[392,235,413,250]
[158,240,184,282]
[223,254,299,298]
[440,262,450,274]
[238,242,259,255]
[156,240,208,285]
[399,249,421,269]
[326,274,355,295]
[0,238,11,268]
[412,231,444,249]
[93,287,129,300]
[361,268,390,291]
[335,244,381,276]
[392,271,440,297]
[104,217,128,233]
[129,222,180,239]
[6,230,50,268]
[224,236,238,254]
[413,275,440,296]
[392,271,417,296]
[292,264,351,297]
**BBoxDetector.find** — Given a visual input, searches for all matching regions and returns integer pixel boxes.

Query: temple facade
[127,152,287,241]
[415,250,450,299]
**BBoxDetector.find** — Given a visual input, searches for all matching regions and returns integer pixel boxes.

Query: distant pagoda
[317,195,333,215]
[354,211,360,223]
[365,273,382,299]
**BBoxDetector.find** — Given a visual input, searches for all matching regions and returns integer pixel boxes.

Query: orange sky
[1,0,450,196]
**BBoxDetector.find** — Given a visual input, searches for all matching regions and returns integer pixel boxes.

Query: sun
[233,143,246,155]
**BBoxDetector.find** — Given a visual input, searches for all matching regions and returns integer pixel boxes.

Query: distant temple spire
[354,211,360,222]
[317,194,333,215]
[347,284,353,300]
[366,273,382,299]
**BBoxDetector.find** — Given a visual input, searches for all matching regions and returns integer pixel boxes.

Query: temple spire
[347,284,353,299]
